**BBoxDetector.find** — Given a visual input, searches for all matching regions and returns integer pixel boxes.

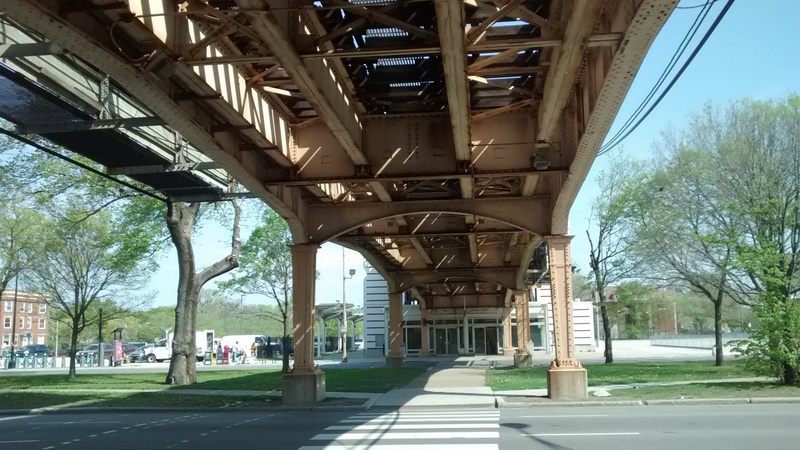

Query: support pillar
[420,308,431,356]
[336,318,342,352]
[513,289,532,367]
[503,306,513,354]
[462,315,470,354]
[386,291,404,369]
[546,236,588,400]
[283,244,325,404]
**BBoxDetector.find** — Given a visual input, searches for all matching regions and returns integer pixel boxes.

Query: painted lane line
[355,412,500,418]
[312,431,499,440]
[326,423,500,431]
[0,440,39,444]
[303,443,498,450]
[523,432,640,437]
[341,417,498,423]
[520,415,609,418]
[0,417,27,423]
[101,430,117,434]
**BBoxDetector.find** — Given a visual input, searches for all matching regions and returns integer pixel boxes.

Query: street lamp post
[342,248,356,363]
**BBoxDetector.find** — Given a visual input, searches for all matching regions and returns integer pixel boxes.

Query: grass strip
[486,360,757,391]
[608,381,800,400]
[0,391,284,410]
[0,367,426,394]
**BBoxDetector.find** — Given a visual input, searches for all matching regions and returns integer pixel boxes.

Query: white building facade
[362,264,596,357]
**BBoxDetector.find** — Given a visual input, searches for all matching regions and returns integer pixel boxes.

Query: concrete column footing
[513,353,532,368]
[386,355,404,369]
[547,367,588,400]
[283,370,326,404]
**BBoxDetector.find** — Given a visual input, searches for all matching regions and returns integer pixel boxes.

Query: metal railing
[650,331,749,349]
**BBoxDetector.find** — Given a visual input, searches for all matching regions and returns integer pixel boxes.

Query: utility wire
[0,126,167,203]
[600,1,713,154]
[599,0,735,155]
[676,0,718,10]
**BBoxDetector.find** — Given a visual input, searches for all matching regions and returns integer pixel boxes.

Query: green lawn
[486,360,758,391]
[0,392,277,410]
[0,367,426,394]
[610,381,800,400]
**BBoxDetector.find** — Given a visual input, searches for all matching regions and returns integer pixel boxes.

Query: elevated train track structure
[0,0,677,402]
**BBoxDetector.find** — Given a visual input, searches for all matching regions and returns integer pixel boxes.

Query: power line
[599,0,735,155]
[0,126,167,203]
[601,1,714,154]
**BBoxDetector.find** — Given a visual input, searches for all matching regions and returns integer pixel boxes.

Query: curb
[496,397,800,408]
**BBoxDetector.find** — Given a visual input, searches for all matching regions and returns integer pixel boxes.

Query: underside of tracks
[0,0,676,402]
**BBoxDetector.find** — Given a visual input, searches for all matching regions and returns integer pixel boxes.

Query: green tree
[627,134,747,365]
[587,151,644,363]
[220,208,293,373]
[29,212,151,379]
[714,96,800,384]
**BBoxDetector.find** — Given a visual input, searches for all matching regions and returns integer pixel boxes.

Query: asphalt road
[1,403,799,449]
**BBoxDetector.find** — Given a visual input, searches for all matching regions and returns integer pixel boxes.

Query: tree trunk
[165,200,240,385]
[165,202,200,385]
[783,362,798,386]
[600,302,613,364]
[168,283,200,385]
[67,320,79,380]
[282,312,290,373]
[713,300,723,366]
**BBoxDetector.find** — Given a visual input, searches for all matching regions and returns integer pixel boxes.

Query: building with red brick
[1,290,49,349]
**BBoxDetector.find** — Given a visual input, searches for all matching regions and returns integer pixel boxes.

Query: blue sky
[144,0,800,309]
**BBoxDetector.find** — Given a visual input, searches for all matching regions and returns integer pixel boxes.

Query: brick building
[1,290,49,348]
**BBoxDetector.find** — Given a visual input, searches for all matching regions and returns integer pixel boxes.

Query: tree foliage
[29,211,150,378]
[586,151,645,363]
[220,207,293,373]
[716,96,800,384]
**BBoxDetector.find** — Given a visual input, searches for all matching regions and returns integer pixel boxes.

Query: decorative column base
[385,355,404,369]
[283,370,326,404]
[547,366,588,400]
[513,353,532,368]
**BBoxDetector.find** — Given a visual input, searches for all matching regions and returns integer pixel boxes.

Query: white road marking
[101,430,117,434]
[300,445,499,450]
[341,417,497,423]
[520,415,609,418]
[312,431,499,440]
[523,432,640,437]
[0,417,27,423]
[326,423,500,431]
[355,412,499,418]
[0,440,39,444]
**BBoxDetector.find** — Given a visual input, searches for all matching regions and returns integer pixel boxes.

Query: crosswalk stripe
[299,445,499,450]
[325,423,500,431]
[341,417,497,423]
[311,431,499,440]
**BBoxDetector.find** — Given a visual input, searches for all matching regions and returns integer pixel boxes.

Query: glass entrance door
[434,328,460,355]
[474,327,486,355]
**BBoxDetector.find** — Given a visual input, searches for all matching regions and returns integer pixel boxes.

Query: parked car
[15,344,50,358]
[128,345,146,363]
[121,343,139,361]
[76,344,114,362]
[353,339,364,351]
